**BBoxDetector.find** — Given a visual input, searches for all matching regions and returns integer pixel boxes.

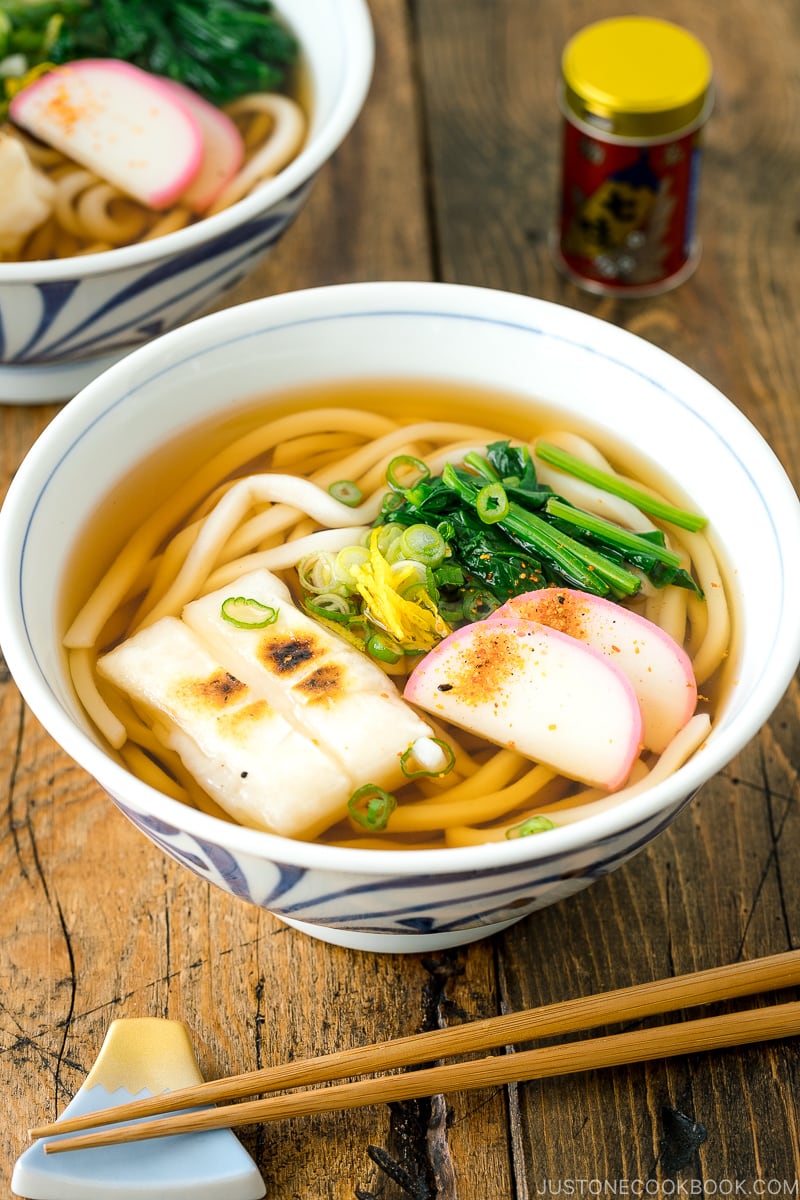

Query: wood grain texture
[2,0,799,1195]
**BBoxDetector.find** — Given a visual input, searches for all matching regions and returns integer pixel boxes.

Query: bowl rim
[2,280,800,878]
[0,0,374,284]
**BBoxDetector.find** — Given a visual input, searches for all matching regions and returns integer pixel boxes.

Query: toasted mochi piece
[0,132,55,254]
[98,617,351,838]
[404,617,642,791]
[10,59,203,209]
[182,569,434,791]
[493,589,697,754]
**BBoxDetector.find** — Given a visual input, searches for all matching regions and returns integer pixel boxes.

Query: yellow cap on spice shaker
[554,16,713,295]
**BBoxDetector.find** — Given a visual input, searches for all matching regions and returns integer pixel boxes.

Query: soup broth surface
[62,378,736,849]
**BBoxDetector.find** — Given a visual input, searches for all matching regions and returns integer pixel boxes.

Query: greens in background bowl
[0,0,374,403]
[0,0,299,115]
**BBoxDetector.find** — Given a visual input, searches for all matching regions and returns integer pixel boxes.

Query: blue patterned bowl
[2,282,799,952]
[0,0,373,405]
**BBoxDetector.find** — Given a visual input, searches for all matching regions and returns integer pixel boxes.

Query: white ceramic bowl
[0,0,373,405]
[2,281,799,954]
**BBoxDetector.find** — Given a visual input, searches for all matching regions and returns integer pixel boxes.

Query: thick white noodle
[203,526,370,591]
[548,713,712,825]
[76,182,148,243]
[533,433,659,533]
[137,475,386,627]
[208,94,307,213]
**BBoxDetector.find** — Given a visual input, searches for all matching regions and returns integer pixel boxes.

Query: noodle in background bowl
[0,0,373,406]
[1,281,799,954]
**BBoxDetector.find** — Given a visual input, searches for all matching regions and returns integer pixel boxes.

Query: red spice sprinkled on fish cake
[514,588,595,640]
[438,625,527,706]
[39,70,101,137]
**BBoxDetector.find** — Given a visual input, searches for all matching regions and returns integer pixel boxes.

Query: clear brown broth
[60,377,736,843]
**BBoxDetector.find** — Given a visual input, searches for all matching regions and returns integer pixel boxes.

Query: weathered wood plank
[414,0,800,1191]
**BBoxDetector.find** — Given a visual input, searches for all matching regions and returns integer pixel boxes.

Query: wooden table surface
[3,0,800,1196]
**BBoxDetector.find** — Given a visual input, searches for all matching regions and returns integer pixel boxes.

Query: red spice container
[554,16,713,296]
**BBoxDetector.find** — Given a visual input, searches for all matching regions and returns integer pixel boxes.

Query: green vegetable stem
[380,439,705,611]
[534,441,707,532]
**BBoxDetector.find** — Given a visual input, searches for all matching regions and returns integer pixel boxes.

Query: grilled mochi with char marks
[98,617,350,838]
[182,569,433,788]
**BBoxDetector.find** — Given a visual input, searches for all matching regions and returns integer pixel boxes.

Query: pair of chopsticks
[34,948,800,1155]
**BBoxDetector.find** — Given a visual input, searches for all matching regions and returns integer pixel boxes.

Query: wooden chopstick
[43,999,800,1154]
[31,949,800,1148]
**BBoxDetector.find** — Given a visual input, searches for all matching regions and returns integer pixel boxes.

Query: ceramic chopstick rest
[12,1018,266,1200]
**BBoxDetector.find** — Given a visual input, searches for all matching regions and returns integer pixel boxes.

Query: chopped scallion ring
[366,632,404,663]
[328,479,363,506]
[506,815,556,839]
[334,545,369,586]
[400,737,456,778]
[476,481,509,524]
[398,523,447,567]
[297,551,339,594]
[381,490,405,513]
[376,523,405,555]
[386,454,430,493]
[348,784,397,831]
[304,593,357,623]
[220,596,279,629]
[461,588,500,622]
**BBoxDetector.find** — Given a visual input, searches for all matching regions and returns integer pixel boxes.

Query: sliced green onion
[386,454,430,493]
[381,490,405,513]
[304,593,358,623]
[376,523,405,556]
[462,588,500,622]
[333,545,369,587]
[476,481,510,524]
[397,523,447,567]
[384,536,411,565]
[400,737,456,778]
[348,784,397,831]
[366,632,404,663]
[220,596,279,629]
[297,551,339,594]
[391,560,428,594]
[534,441,707,532]
[506,815,556,839]
[328,479,363,506]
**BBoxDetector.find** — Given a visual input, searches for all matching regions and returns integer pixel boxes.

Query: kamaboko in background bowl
[0,0,373,404]
[1,281,798,953]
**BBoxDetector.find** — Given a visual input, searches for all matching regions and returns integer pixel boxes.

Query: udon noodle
[63,384,732,850]
[1,90,306,261]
